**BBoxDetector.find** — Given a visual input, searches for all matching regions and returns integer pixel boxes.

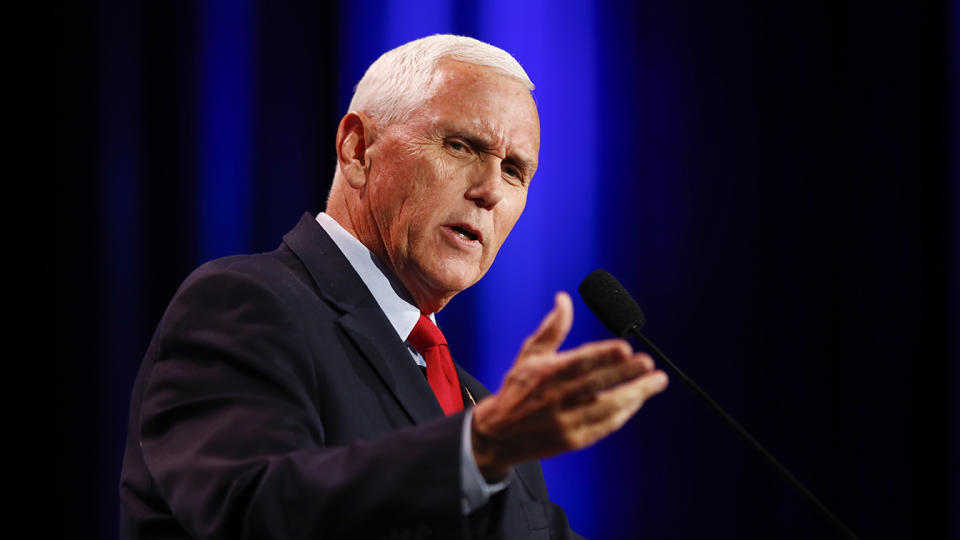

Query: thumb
[521,291,574,355]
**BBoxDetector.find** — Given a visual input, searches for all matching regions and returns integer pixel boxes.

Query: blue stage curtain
[53,1,958,538]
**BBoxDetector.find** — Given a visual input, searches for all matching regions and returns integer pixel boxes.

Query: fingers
[553,348,655,408]
[597,368,669,417]
[553,340,643,381]
[521,291,574,356]
[558,369,669,448]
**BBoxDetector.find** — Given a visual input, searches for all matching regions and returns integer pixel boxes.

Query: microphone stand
[627,325,860,540]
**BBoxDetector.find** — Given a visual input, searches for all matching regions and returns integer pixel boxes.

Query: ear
[336,111,376,189]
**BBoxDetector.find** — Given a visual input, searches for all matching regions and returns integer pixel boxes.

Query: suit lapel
[283,213,445,425]
[337,307,446,424]
[284,214,546,498]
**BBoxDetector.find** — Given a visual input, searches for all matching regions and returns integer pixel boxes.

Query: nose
[465,158,504,209]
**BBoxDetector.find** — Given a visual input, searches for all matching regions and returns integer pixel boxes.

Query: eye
[445,139,471,154]
[503,164,525,186]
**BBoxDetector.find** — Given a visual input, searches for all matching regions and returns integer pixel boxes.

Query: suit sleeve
[136,262,466,539]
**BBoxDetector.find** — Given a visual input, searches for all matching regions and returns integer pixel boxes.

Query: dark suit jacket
[119,213,581,539]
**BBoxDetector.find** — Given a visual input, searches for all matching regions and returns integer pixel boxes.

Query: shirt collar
[315,212,434,341]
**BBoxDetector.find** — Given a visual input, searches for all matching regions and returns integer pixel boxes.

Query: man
[120,35,669,539]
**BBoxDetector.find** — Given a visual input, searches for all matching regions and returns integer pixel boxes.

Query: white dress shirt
[315,212,509,514]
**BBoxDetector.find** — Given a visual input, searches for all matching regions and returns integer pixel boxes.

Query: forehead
[413,61,540,158]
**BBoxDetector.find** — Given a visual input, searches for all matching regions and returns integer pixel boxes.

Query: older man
[120,35,668,539]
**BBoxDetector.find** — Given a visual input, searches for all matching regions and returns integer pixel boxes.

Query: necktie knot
[408,313,448,350]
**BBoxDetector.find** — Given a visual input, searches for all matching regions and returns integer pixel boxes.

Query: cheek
[406,159,459,222]
[501,191,527,230]
[381,163,445,247]
[490,193,527,250]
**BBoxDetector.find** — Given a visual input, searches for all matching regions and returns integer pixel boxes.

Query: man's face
[359,61,540,311]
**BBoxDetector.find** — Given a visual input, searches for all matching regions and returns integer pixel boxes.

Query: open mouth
[449,225,480,242]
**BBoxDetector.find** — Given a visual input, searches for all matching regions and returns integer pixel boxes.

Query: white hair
[348,34,535,127]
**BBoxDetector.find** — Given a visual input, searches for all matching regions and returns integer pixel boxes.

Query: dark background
[53,1,957,538]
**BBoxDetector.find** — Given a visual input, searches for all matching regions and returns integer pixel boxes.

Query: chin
[422,262,485,300]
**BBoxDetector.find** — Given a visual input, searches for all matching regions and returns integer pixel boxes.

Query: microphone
[578,269,645,338]
[579,269,859,540]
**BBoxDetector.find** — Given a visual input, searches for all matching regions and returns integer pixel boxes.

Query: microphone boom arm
[629,327,860,540]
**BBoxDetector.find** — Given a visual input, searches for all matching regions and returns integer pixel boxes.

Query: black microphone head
[578,269,646,338]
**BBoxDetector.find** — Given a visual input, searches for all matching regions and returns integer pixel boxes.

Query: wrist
[471,400,511,482]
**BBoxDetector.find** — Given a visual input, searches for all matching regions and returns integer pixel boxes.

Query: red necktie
[407,314,464,415]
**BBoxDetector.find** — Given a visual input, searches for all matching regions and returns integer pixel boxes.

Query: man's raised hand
[471,291,669,481]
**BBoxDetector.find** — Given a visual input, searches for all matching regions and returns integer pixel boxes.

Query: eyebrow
[447,130,538,177]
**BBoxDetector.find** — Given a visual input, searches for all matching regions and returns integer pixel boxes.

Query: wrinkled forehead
[419,62,540,149]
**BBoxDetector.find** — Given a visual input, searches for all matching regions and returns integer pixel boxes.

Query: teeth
[452,226,476,241]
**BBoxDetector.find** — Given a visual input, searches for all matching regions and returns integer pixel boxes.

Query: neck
[325,203,454,313]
